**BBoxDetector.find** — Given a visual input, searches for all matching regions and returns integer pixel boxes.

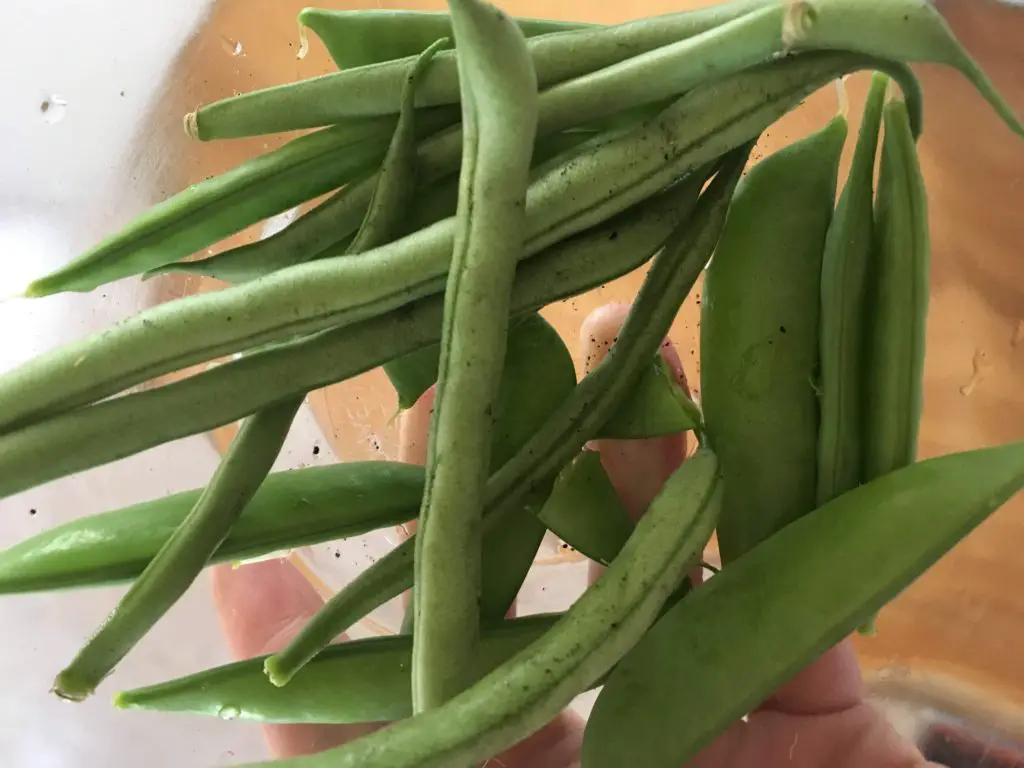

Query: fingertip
[211,558,325,659]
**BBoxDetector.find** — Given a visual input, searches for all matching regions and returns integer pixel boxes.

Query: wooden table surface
[163,0,1024,731]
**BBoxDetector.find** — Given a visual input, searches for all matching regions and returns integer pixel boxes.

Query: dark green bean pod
[299,9,590,70]
[816,74,887,505]
[701,114,848,565]
[0,52,901,440]
[52,399,301,701]
[598,356,702,440]
[263,150,743,686]
[583,441,1024,768]
[0,462,424,594]
[536,450,633,566]
[115,614,561,724]
[862,96,930,481]
[0,177,703,501]
[21,119,401,297]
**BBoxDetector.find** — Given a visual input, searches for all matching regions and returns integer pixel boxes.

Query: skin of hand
[212,303,940,767]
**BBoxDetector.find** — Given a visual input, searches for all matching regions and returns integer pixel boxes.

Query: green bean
[168,128,598,286]
[192,0,1024,140]
[416,0,540,711]
[51,399,300,701]
[0,178,700,501]
[246,449,722,768]
[537,450,633,566]
[598,356,702,440]
[264,151,740,685]
[299,8,590,70]
[702,113,848,565]
[21,119,400,297]
[816,73,887,506]
[0,52,890,438]
[862,96,930,484]
[116,614,562,724]
[189,0,766,137]
[0,461,424,594]
[582,440,1024,768]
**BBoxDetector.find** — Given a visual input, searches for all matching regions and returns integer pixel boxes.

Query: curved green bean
[52,399,300,701]
[116,614,562,724]
[411,0,539,711]
[299,8,590,70]
[817,73,887,505]
[0,177,701,501]
[702,113,848,565]
[189,0,766,137]
[862,96,930,480]
[22,119,400,297]
[0,461,424,594]
[263,151,741,685]
[582,440,1024,768]
[0,51,886,437]
[245,449,721,768]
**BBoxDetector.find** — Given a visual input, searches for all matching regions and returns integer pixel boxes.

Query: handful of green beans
[2,0,1024,765]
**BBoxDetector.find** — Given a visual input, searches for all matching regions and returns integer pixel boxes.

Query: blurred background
[0,0,1022,765]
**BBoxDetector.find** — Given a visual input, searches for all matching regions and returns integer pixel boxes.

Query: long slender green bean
[0,461,425,594]
[245,450,722,768]
[582,441,1024,768]
[52,399,300,701]
[0,52,891,437]
[189,0,767,137]
[862,95,930,480]
[264,152,741,685]
[816,73,887,505]
[702,114,847,564]
[116,614,563,724]
[0,178,702,501]
[537,450,634,566]
[419,0,539,711]
[189,0,1023,140]
[299,9,590,70]
[19,119,403,297]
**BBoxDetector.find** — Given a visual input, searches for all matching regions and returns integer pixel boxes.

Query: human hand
[212,303,938,767]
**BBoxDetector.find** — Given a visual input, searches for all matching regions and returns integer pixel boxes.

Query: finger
[758,640,865,715]
[212,560,386,757]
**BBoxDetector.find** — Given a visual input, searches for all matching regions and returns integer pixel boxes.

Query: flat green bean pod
[862,96,930,480]
[21,119,401,297]
[582,440,1024,768]
[264,152,742,684]
[598,356,702,440]
[817,73,887,505]
[0,51,890,438]
[0,462,424,594]
[247,449,722,768]
[52,398,301,701]
[116,614,562,724]
[299,9,590,70]
[0,178,704,501]
[411,0,539,711]
[537,450,634,566]
[189,0,766,137]
[702,113,847,564]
